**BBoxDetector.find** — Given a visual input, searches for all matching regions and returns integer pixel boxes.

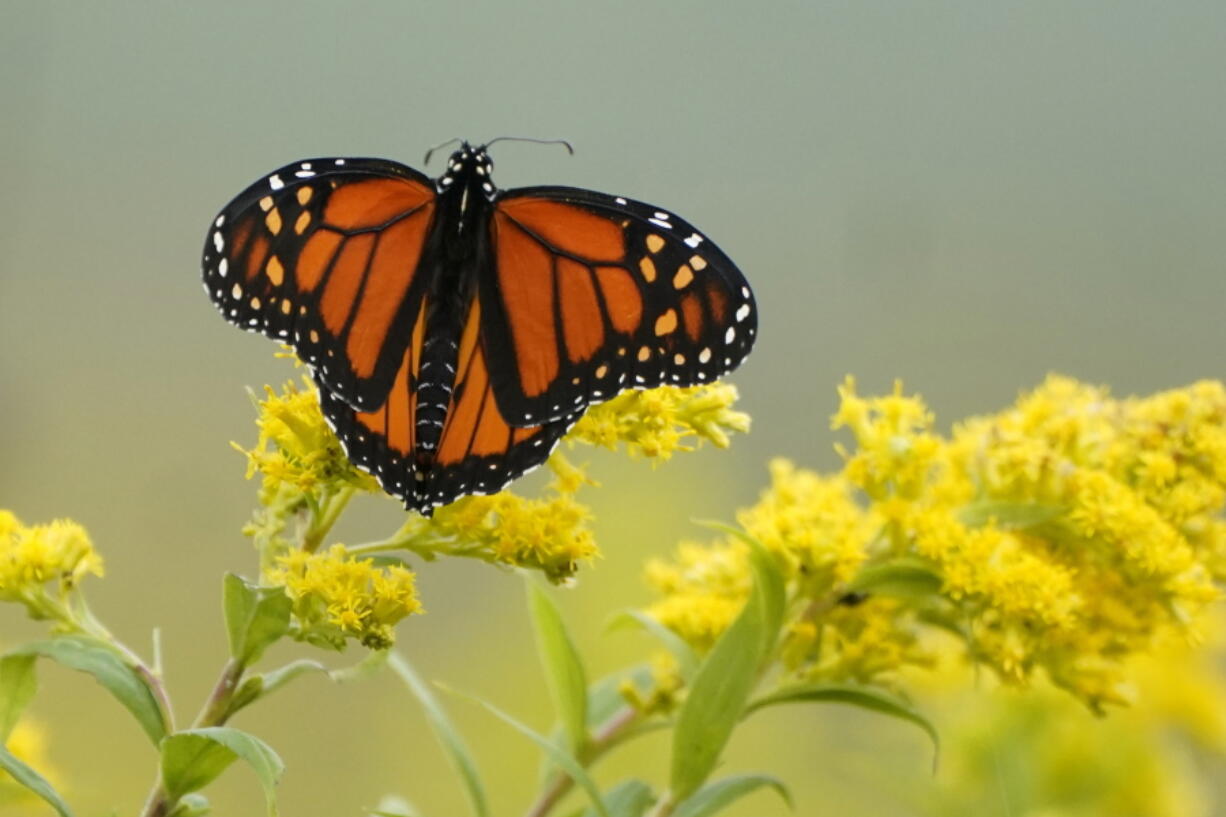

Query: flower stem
[139,658,249,817]
[522,704,644,817]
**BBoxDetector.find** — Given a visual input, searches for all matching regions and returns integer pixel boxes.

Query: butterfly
[202,140,757,514]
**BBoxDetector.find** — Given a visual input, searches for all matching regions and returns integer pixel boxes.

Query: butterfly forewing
[480,186,756,426]
[202,157,437,412]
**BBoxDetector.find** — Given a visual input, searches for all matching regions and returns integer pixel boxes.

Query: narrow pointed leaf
[0,745,76,817]
[0,654,37,741]
[606,611,700,681]
[222,573,292,665]
[747,682,939,769]
[846,561,943,599]
[9,636,166,743]
[445,686,609,817]
[160,727,283,816]
[579,780,654,817]
[526,579,588,753]
[670,537,785,800]
[387,652,489,817]
[672,774,791,817]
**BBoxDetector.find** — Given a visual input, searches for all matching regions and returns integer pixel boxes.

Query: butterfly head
[436,142,496,200]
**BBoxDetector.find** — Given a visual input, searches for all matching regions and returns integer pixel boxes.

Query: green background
[2,1,1225,815]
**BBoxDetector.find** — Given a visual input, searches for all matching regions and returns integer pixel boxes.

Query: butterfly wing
[202,157,437,412]
[318,295,579,514]
[480,186,756,426]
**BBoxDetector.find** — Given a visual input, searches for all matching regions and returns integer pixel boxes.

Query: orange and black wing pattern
[480,187,756,426]
[320,297,579,511]
[202,157,436,411]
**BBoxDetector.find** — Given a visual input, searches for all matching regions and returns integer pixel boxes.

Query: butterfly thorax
[411,145,499,464]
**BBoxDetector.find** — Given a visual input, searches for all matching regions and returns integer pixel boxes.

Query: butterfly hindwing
[479,186,756,426]
[318,295,578,513]
[202,157,437,412]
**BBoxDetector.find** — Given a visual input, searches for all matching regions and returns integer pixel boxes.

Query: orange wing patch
[595,266,643,334]
[320,233,375,335]
[557,258,604,363]
[345,207,433,378]
[497,198,624,261]
[297,229,343,292]
[324,178,435,230]
[493,211,560,397]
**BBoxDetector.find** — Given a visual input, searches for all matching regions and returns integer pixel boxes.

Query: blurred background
[3,1,1225,814]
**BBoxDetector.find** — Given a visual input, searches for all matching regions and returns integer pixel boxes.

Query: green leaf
[672,774,791,817]
[0,654,37,741]
[387,652,489,817]
[444,685,610,817]
[846,560,943,599]
[670,536,785,801]
[747,682,939,769]
[0,745,76,817]
[9,635,166,743]
[329,648,390,684]
[222,573,292,666]
[606,610,700,681]
[160,727,284,816]
[228,659,330,716]
[958,501,1065,530]
[526,578,589,754]
[579,780,654,817]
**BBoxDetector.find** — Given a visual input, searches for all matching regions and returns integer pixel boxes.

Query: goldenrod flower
[235,376,378,505]
[0,511,103,625]
[643,376,1226,712]
[567,383,750,459]
[266,544,422,650]
[390,486,599,583]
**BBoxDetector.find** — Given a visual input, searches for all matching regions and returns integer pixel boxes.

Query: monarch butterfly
[202,141,757,514]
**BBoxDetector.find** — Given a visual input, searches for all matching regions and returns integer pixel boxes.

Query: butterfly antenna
[482,136,575,156]
[423,137,463,166]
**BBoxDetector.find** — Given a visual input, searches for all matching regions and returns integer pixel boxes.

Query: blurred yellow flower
[1,720,57,809]
[643,375,1226,711]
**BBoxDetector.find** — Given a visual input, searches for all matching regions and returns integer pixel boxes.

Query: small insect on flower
[202,142,757,514]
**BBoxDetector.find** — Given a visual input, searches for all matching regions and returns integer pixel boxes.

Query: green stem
[139,658,249,817]
[302,485,356,552]
[522,704,645,817]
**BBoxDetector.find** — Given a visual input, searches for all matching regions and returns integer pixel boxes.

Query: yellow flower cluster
[0,510,102,623]
[266,545,422,650]
[389,467,599,582]
[567,383,750,459]
[644,376,1226,711]
[235,377,378,505]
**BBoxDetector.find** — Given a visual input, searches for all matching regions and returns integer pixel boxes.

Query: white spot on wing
[269,174,284,190]
[725,326,736,344]
[648,217,671,229]
[684,233,703,248]
[212,231,223,252]
[736,304,751,322]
